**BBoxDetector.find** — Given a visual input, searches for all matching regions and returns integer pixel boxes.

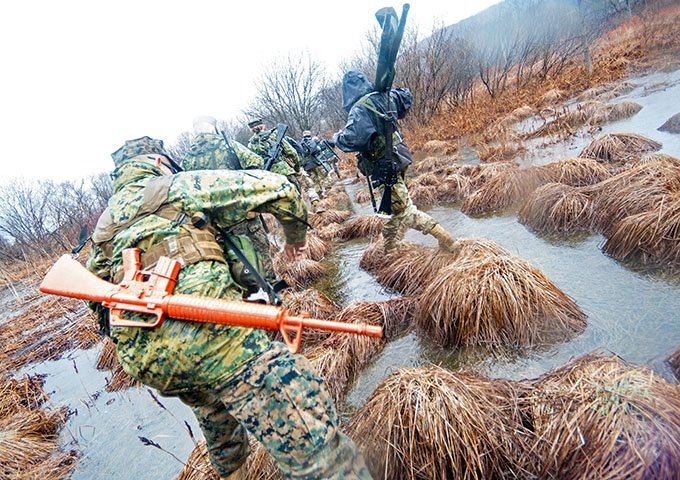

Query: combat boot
[429,224,458,253]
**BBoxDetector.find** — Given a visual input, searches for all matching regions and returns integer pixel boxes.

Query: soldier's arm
[281,139,301,170]
[334,106,376,153]
[86,241,112,280]
[171,170,307,245]
[234,141,265,169]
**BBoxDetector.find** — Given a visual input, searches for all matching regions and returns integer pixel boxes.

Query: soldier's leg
[217,343,372,479]
[178,391,250,478]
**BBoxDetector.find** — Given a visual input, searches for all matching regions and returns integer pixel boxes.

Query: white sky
[0,0,501,184]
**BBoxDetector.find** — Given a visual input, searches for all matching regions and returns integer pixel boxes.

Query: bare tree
[167,131,194,165]
[246,53,329,137]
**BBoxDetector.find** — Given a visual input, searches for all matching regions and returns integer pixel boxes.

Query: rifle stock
[39,250,383,353]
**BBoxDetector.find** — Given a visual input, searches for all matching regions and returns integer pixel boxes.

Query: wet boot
[429,224,458,253]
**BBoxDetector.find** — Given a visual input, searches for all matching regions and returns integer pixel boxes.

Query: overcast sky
[0,0,500,184]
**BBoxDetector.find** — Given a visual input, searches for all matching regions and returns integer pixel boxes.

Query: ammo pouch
[224,233,265,294]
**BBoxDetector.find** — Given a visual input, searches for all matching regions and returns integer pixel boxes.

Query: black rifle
[319,139,342,179]
[264,123,289,171]
[373,4,409,216]
[219,129,243,170]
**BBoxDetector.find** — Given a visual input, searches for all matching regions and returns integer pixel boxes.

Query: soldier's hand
[284,241,307,260]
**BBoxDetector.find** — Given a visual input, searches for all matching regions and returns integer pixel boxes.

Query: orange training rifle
[39,248,383,353]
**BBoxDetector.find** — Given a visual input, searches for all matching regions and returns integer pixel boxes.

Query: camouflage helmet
[110,136,181,172]
[302,130,312,138]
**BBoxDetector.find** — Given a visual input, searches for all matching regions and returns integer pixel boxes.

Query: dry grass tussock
[462,157,611,216]
[273,254,328,290]
[354,187,372,204]
[521,353,680,480]
[412,155,458,175]
[669,347,680,378]
[436,173,473,202]
[0,296,99,375]
[420,139,458,156]
[519,183,596,234]
[308,208,352,229]
[280,288,341,346]
[0,375,78,479]
[315,190,351,212]
[461,165,554,215]
[304,298,416,403]
[602,193,680,269]
[362,240,509,296]
[300,233,332,261]
[416,254,586,349]
[336,214,386,241]
[347,365,531,480]
[312,222,343,241]
[587,154,680,234]
[579,132,662,164]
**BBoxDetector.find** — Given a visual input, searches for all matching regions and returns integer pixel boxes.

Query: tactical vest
[91,175,226,284]
[355,94,410,177]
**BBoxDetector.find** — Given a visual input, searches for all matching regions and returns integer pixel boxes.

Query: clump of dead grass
[315,191,352,212]
[519,183,596,234]
[520,353,680,479]
[336,215,386,241]
[280,288,341,346]
[580,133,662,164]
[416,254,586,348]
[420,140,458,156]
[354,188,372,204]
[301,233,332,261]
[601,193,680,269]
[273,255,328,290]
[435,173,473,202]
[346,365,531,480]
[309,209,352,229]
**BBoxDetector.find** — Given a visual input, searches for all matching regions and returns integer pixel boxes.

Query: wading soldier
[334,70,457,254]
[300,130,334,198]
[87,136,371,480]
[247,118,323,213]
[183,116,276,285]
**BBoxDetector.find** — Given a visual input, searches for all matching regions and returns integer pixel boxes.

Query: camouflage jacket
[87,159,307,394]
[183,132,264,171]
[247,129,300,176]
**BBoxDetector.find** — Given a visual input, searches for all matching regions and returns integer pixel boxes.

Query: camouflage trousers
[307,166,332,198]
[290,172,320,203]
[381,173,438,243]
[178,342,372,479]
[228,216,276,284]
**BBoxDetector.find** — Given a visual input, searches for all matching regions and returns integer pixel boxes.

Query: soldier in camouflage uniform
[300,130,333,199]
[247,119,323,212]
[334,70,457,253]
[86,136,372,480]
[183,116,276,284]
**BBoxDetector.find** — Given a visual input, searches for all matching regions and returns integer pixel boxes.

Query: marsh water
[14,68,680,478]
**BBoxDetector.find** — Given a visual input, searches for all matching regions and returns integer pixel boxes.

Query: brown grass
[416,254,586,348]
[309,209,352,229]
[176,440,220,480]
[407,183,439,207]
[313,222,344,241]
[301,233,332,261]
[519,183,596,234]
[579,133,662,164]
[280,288,341,346]
[354,187,372,204]
[272,255,328,290]
[669,347,680,377]
[0,375,78,479]
[336,215,386,241]
[435,173,473,202]
[420,140,458,156]
[520,353,680,480]
[587,155,680,234]
[0,296,100,375]
[461,165,553,215]
[601,193,680,269]
[412,155,458,175]
[346,365,531,480]
[96,339,139,392]
[544,157,612,186]
[315,191,351,212]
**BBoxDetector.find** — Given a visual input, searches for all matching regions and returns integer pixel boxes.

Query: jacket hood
[342,70,374,113]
